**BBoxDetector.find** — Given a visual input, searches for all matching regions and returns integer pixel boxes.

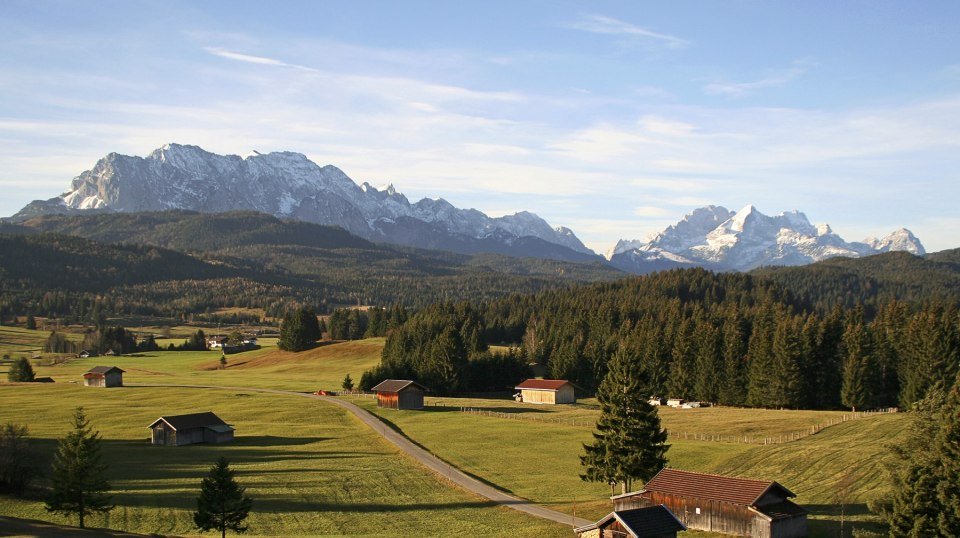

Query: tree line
[362,268,959,409]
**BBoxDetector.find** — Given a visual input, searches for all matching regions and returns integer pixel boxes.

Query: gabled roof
[85,366,125,375]
[515,379,571,391]
[147,411,231,431]
[370,379,427,393]
[619,468,796,507]
[574,505,686,537]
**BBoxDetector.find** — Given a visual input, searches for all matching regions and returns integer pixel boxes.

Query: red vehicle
[313,390,330,396]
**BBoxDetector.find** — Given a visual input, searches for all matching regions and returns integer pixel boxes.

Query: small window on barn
[695,507,701,515]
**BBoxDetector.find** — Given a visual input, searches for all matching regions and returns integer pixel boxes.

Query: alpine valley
[10,143,925,273]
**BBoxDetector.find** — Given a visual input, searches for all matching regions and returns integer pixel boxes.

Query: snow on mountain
[609,204,926,273]
[13,143,595,260]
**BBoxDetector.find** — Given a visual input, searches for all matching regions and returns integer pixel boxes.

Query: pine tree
[194,457,253,538]
[581,348,669,495]
[841,322,874,411]
[341,373,354,392]
[934,373,960,536]
[45,407,112,528]
[6,357,35,382]
[278,308,320,352]
[25,314,37,330]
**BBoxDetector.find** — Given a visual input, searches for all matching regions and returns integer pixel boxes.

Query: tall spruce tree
[581,348,669,495]
[934,373,960,536]
[45,407,112,528]
[6,357,35,382]
[194,457,253,538]
[278,308,320,352]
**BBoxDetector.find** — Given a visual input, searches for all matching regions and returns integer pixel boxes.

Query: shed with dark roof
[612,468,807,538]
[370,380,426,410]
[83,366,124,388]
[514,379,575,404]
[147,411,234,446]
[575,504,686,538]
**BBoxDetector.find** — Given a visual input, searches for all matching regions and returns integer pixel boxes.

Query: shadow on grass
[116,493,504,513]
[420,405,552,415]
[805,504,887,537]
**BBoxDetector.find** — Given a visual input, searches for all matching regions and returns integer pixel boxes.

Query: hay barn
[613,468,807,538]
[83,366,124,388]
[514,379,575,404]
[575,504,686,538]
[148,411,235,446]
[370,379,426,410]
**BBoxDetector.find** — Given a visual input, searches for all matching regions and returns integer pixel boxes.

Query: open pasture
[0,383,568,537]
[25,338,382,392]
[354,396,905,537]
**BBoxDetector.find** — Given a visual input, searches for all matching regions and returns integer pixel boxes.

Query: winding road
[132,383,592,529]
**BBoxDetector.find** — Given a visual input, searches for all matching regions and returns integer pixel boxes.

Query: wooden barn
[575,504,686,538]
[613,468,807,538]
[148,411,235,446]
[83,366,124,388]
[514,379,575,404]
[370,380,426,410]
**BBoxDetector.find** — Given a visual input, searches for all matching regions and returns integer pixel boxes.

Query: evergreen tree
[25,314,37,330]
[45,407,112,528]
[0,423,41,496]
[581,348,669,495]
[278,308,320,352]
[934,373,960,535]
[193,457,253,538]
[841,321,874,411]
[341,373,354,392]
[719,314,748,406]
[7,357,35,382]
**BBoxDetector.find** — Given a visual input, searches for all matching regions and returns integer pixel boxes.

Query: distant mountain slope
[752,249,960,309]
[608,205,925,274]
[11,143,596,262]
[1,212,622,319]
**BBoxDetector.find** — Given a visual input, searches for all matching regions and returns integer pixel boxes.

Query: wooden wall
[615,492,757,537]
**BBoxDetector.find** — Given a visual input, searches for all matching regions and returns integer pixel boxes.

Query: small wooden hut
[83,366,124,388]
[575,504,686,538]
[612,468,807,538]
[148,411,234,446]
[370,380,426,410]
[514,379,575,404]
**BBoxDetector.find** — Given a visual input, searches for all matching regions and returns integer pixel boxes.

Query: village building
[148,411,235,446]
[370,379,427,410]
[78,350,93,359]
[207,337,229,349]
[575,504,686,538]
[666,398,685,408]
[612,468,807,538]
[514,379,576,404]
[648,397,667,406]
[83,366,124,388]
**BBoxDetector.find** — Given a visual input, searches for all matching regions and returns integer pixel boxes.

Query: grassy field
[0,383,569,537]
[19,338,382,392]
[2,335,907,536]
[353,395,905,537]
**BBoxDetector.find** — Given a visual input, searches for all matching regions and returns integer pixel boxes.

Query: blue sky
[2,0,958,253]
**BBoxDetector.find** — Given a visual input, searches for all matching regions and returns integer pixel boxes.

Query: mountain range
[607,205,925,273]
[9,143,927,272]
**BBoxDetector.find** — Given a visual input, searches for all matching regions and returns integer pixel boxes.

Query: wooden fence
[451,405,898,445]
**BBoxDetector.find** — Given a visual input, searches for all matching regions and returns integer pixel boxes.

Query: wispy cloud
[704,59,815,97]
[567,14,689,49]
[203,47,317,72]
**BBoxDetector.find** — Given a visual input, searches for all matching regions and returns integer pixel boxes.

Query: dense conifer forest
[365,268,959,409]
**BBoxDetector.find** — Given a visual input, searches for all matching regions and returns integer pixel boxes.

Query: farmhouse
[370,379,426,410]
[666,398,684,407]
[514,379,575,404]
[148,411,235,446]
[575,504,686,538]
[83,366,124,387]
[612,468,807,538]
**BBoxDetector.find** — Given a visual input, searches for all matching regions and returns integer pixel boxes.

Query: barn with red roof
[612,468,807,537]
[514,379,575,404]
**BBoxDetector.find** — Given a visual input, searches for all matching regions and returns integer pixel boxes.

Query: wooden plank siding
[616,493,756,537]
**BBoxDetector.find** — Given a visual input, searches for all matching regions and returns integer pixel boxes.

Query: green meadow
[0,383,568,537]
[0,333,907,536]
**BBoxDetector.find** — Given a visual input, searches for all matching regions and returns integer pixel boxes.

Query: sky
[1,0,958,254]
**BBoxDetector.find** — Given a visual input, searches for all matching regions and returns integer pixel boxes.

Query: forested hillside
[0,212,621,323]
[753,249,960,311]
[365,267,959,410]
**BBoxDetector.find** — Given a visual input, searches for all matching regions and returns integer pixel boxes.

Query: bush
[0,423,41,496]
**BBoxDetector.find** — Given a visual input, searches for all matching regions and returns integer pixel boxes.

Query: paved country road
[132,383,592,529]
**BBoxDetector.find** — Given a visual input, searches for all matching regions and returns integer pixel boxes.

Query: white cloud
[633,205,671,217]
[567,14,689,49]
[704,59,816,98]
